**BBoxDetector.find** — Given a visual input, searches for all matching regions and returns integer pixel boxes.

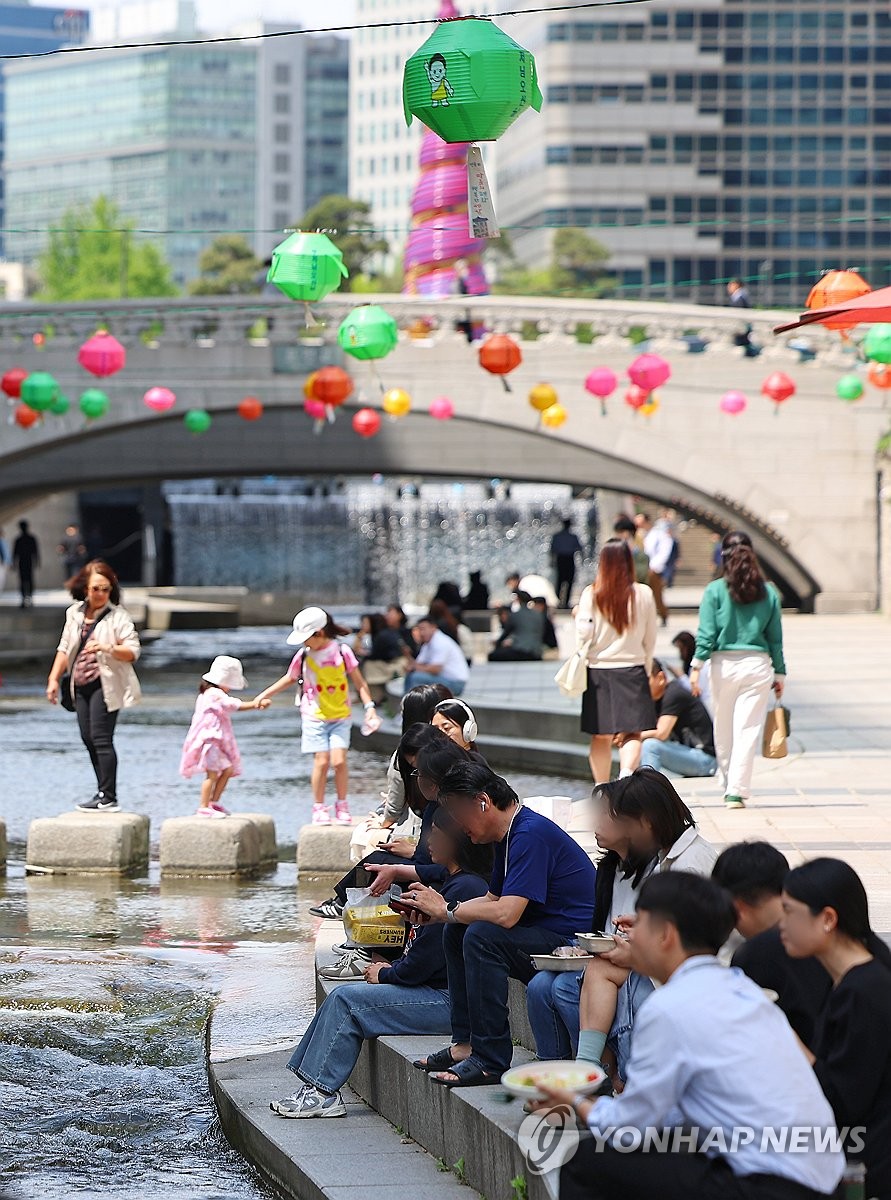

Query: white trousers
[710,651,774,799]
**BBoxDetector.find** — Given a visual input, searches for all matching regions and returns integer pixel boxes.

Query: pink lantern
[584,368,617,416]
[78,330,126,378]
[305,398,327,421]
[430,396,454,421]
[624,385,650,412]
[628,353,671,392]
[143,386,176,413]
[719,390,747,416]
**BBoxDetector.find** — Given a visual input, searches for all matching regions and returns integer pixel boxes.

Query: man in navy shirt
[404,761,596,1086]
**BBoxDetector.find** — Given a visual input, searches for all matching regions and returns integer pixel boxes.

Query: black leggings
[74,679,119,799]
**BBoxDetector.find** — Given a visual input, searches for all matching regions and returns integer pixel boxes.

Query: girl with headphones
[430,699,478,750]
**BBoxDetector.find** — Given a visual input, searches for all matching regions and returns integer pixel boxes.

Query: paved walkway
[464,613,891,930]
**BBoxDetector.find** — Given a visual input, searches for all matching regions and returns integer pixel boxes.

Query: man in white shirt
[543,872,845,1200]
[403,616,470,696]
[643,514,674,626]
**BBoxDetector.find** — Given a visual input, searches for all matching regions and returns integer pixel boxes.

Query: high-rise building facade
[0,4,89,257]
[351,0,891,305]
[499,0,891,305]
[3,13,348,285]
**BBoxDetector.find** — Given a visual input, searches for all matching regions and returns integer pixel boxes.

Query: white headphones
[434,698,478,744]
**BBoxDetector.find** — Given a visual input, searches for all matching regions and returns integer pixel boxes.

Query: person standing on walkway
[0,526,9,594]
[613,515,650,584]
[254,607,381,827]
[550,518,583,609]
[642,511,673,626]
[12,519,39,608]
[57,523,87,582]
[691,531,785,810]
[45,560,141,811]
[576,539,657,784]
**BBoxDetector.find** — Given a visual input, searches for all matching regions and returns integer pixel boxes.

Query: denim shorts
[301,715,353,754]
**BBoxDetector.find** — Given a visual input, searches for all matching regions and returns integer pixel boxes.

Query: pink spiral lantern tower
[402,0,488,298]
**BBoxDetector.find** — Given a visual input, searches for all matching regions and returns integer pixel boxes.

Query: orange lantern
[311,366,354,409]
[479,334,522,392]
[382,388,412,419]
[805,270,871,331]
[14,403,39,428]
[528,383,558,414]
[868,363,891,391]
[303,371,319,399]
[238,396,264,421]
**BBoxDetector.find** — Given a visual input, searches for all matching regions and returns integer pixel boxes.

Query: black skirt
[581,665,656,735]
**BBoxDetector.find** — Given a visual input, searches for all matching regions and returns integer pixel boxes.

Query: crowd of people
[271,700,889,1199]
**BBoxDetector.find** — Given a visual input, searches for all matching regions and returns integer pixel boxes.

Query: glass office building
[0,5,88,255]
[497,0,891,305]
[304,35,349,213]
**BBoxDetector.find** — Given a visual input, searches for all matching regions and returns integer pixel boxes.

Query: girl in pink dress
[180,656,268,817]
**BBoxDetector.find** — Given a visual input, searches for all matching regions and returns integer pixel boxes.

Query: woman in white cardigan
[46,560,141,811]
[576,539,657,784]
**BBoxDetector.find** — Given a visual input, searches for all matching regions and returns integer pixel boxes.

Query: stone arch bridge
[0,294,885,613]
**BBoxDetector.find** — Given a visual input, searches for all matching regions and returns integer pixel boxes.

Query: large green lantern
[337,305,398,362]
[402,18,543,144]
[184,409,212,434]
[863,324,891,365]
[21,371,59,412]
[266,232,349,303]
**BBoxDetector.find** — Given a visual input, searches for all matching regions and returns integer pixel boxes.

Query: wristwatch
[446,899,462,924]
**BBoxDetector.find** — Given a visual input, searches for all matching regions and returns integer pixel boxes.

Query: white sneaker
[197,806,226,819]
[318,951,369,981]
[271,1085,346,1118]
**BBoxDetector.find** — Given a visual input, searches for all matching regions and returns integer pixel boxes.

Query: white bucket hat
[287,606,328,646]
[202,655,248,690]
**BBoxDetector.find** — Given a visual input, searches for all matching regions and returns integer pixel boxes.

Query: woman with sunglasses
[45,559,141,811]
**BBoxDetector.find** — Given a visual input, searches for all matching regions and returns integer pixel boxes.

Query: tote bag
[554,639,592,698]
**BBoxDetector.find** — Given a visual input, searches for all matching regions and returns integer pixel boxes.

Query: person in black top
[12,519,40,608]
[461,570,489,612]
[271,805,493,1119]
[635,659,717,778]
[550,518,583,609]
[781,857,891,1199]
[712,842,831,1045]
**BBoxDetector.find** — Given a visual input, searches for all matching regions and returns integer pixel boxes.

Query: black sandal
[413,1046,461,1073]
[430,1059,499,1088]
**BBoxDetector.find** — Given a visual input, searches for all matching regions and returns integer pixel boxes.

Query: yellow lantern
[529,383,558,413]
[641,393,660,418]
[303,371,319,399]
[541,402,567,429]
[383,388,412,418]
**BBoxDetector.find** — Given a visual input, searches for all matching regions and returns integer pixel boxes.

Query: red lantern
[624,385,649,412]
[868,363,891,391]
[805,270,870,330]
[353,407,382,438]
[238,396,264,421]
[14,403,39,428]
[2,367,27,398]
[77,330,126,377]
[479,334,522,392]
[762,371,796,413]
[310,366,354,409]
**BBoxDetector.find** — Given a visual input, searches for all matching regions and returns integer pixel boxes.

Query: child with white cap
[254,607,381,826]
[180,655,268,817]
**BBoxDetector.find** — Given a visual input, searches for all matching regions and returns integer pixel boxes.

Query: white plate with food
[575,932,617,954]
[502,1060,607,1100]
[531,947,591,972]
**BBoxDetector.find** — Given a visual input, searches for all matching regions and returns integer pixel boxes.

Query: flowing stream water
[0,629,589,1197]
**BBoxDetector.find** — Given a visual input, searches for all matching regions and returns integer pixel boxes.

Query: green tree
[37,196,177,301]
[551,227,611,291]
[188,234,264,295]
[296,195,389,289]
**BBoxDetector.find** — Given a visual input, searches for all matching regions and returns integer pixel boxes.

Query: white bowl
[574,932,617,954]
[501,1060,607,1100]
[530,953,591,972]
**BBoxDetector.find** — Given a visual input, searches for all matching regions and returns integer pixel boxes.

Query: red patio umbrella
[774,285,891,333]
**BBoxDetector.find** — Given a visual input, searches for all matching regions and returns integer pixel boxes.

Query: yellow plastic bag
[343,889,406,948]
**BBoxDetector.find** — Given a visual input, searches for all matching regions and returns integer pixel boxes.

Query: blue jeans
[404,670,466,696]
[287,981,451,1094]
[443,921,567,1075]
[640,739,717,779]
[527,969,655,1080]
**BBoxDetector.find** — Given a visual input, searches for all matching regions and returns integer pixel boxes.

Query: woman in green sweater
[690,531,785,809]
